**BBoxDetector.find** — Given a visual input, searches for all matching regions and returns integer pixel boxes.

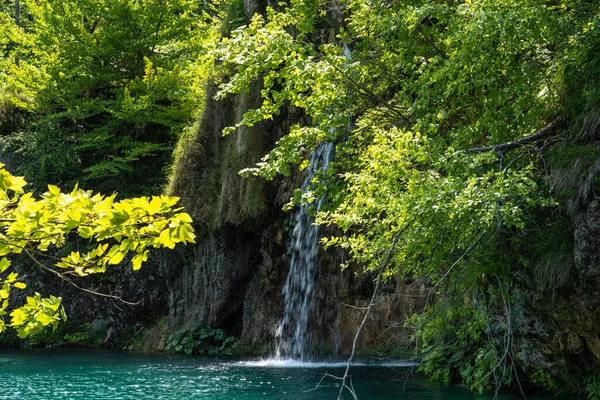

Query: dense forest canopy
[0,0,200,343]
[0,0,218,195]
[1,0,600,394]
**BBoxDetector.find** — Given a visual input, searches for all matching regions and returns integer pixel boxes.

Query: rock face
[162,80,292,341]
[509,200,600,380]
[6,250,171,345]
[156,78,426,355]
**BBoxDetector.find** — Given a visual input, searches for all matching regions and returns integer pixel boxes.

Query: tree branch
[463,120,559,154]
[337,229,404,400]
[24,249,139,306]
[431,231,486,292]
[325,58,412,126]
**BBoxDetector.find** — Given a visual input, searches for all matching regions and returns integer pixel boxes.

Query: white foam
[235,359,420,368]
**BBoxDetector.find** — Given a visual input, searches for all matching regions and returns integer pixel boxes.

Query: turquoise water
[0,350,576,399]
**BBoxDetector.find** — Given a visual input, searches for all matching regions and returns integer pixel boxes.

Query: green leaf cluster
[586,370,600,400]
[9,293,65,338]
[531,369,561,393]
[409,301,488,387]
[165,323,236,355]
[215,4,352,179]
[0,0,220,195]
[0,165,195,338]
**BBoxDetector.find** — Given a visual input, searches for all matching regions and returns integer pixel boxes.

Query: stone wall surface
[152,75,426,355]
[508,200,600,378]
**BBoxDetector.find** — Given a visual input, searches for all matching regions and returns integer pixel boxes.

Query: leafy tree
[0,165,195,338]
[214,0,600,389]
[0,0,218,195]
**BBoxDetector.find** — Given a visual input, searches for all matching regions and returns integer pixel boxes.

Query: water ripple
[0,350,573,400]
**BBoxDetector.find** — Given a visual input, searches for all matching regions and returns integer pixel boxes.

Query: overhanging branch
[463,119,559,154]
[24,249,139,306]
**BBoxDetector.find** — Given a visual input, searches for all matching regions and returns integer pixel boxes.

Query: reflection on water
[0,350,578,400]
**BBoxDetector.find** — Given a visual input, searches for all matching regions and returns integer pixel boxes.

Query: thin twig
[326,58,412,125]
[24,249,139,305]
[304,373,343,393]
[418,233,487,357]
[431,231,486,292]
[337,231,403,400]
[340,302,369,310]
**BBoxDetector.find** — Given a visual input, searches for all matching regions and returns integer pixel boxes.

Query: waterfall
[276,142,335,361]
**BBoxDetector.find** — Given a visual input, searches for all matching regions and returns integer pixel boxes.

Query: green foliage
[8,293,66,338]
[213,0,581,283]
[562,13,600,126]
[1,0,590,389]
[213,0,600,391]
[409,301,501,392]
[0,165,195,338]
[0,0,220,195]
[531,369,560,393]
[62,330,90,345]
[25,321,100,347]
[219,0,249,35]
[585,370,600,400]
[215,4,350,180]
[0,317,95,347]
[165,324,236,355]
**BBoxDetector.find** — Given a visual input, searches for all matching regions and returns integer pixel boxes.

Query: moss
[138,317,170,352]
[546,142,600,217]
[522,216,574,291]
[165,119,203,196]
[164,82,219,207]
[165,78,274,230]
[547,144,598,170]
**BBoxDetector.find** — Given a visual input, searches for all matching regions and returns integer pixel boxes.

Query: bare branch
[431,231,486,292]
[340,302,369,310]
[337,230,403,400]
[24,249,139,306]
[463,120,559,154]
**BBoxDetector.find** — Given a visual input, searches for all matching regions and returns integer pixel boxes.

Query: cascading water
[276,142,334,361]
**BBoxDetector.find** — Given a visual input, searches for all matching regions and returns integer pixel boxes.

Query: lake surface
[0,350,577,399]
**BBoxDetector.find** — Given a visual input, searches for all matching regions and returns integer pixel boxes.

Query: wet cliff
[509,205,600,383]
[497,125,600,387]
[148,74,426,355]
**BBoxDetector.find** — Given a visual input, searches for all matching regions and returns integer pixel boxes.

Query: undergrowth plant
[165,324,235,356]
[585,370,600,400]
